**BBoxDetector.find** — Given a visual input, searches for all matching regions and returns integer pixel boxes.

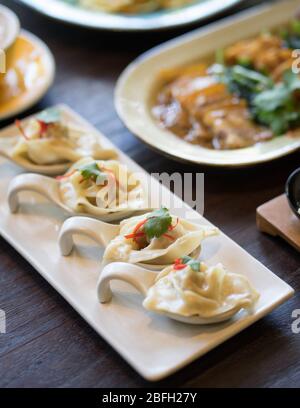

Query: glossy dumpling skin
[143,262,259,318]
[103,211,218,265]
[59,157,146,216]
[11,113,117,166]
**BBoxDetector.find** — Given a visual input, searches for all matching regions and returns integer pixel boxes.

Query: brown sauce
[152,31,297,150]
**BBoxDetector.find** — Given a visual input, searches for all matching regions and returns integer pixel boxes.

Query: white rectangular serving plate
[0,105,294,381]
[116,0,300,167]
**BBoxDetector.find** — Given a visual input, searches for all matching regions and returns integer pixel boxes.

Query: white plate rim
[18,0,244,32]
[115,0,300,167]
[0,29,56,122]
[0,4,20,50]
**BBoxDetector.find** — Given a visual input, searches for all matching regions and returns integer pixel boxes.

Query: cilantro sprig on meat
[252,70,300,135]
[213,64,300,136]
[212,64,272,102]
[280,19,300,49]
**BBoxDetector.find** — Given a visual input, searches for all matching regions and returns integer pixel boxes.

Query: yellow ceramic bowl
[0,5,20,51]
[0,30,55,121]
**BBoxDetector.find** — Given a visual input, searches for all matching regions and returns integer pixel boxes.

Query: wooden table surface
[0,0,299,388]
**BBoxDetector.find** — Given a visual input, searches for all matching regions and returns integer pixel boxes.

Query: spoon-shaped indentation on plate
[59,216,120,256]
[8,173,69,214]
[97,262,243,325]
[98,263,157,303]
[0,5,20,50]
[7,173,148,222]
[286,168,300,219]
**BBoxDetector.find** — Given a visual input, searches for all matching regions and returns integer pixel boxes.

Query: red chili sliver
[133,219,148,234]
[173,257,187,270]
[15,119,29,140]
[168,217,179,231]
[101,167,120,188]
[131,219,148,243]
[124,232,145,240]
[124,218,148,245]
[56,169,77,181]
[38,120,49,137]
[173,264,186,270]
[163,233,175,241]
[125,215,175,245]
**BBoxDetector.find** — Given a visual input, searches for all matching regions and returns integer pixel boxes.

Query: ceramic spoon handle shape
[58,216,120,256]
[7,173,61,213]
[97,262,157,303]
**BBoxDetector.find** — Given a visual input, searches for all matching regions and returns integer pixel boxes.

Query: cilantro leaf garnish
[252,71,300,135]
[143,207,172,240]
[214,64,272,102]
[36,108,61,124]
[284,69,300,92]
[78,162,108,184]
[181,256,193,264]
[180,256,201,272]
[214,63,300,136]
[291,19,300,36]
[281,19,300,49]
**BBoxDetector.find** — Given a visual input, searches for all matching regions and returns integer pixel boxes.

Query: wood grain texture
[0,0,300,388]
[257,194,300,251]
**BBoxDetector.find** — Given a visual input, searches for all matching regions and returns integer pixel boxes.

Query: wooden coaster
[257,194,300,252]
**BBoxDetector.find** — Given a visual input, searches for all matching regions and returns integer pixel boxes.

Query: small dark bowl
[286,168,300,219]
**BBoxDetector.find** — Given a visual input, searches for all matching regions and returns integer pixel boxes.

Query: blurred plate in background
[115,0,300,167]
[18,0,244,31]
[0,30,55,121]
[0,5,20,50]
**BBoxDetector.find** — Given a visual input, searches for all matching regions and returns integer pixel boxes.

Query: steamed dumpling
[143,259,259,318]
[11,108,117,166]
[59,157,145,215]
[103,208,219,265]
